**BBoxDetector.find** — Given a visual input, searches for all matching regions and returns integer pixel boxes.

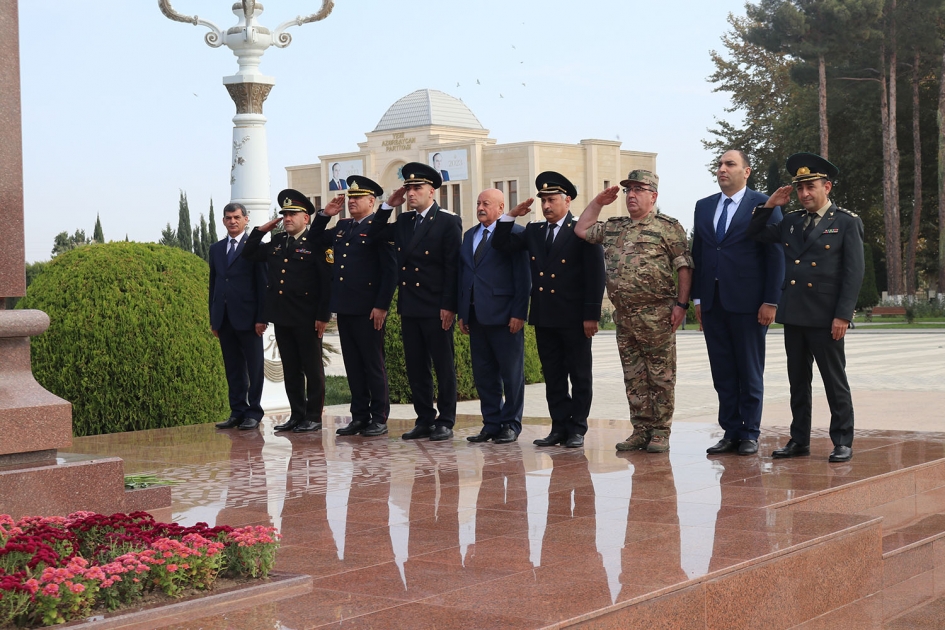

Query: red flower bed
[0,512,280,627]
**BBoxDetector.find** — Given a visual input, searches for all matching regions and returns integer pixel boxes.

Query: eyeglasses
[623,186,653,195]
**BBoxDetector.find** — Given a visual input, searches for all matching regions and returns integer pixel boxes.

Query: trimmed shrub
[383,291,543,404]
[17,242,228,435]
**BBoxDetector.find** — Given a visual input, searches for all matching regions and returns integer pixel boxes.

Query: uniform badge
[823,228,839,234]
[790,226,794,234]
[325,248,334,264]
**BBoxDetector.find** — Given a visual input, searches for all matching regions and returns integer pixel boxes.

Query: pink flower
[23,578,39,594]
[68,582,85,594]
[42,583,59,596]
[166,564,178,572]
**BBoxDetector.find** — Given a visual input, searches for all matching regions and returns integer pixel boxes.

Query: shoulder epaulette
[655,213,679,224]
[786,208,806,214]
[836,207,858,217]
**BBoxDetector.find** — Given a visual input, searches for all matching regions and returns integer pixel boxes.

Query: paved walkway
[324,329,945,433]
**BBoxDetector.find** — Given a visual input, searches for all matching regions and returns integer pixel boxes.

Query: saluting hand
[508,197,535,218]
[766,185,793,209]
[594,186,620,207]
[323,195,345,217]
[258,216,283,233]
[386,187,407,208]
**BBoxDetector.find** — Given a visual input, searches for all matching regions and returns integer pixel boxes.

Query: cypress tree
[208,199,218,243]
[177,190,193,253]
[93,214,104,244]
[159,223,177,247]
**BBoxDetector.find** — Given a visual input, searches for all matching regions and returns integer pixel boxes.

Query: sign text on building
[383,132,415,152]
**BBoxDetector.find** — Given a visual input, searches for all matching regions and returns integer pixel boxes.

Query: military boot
[646,431,670,453]
[616,427,650,451]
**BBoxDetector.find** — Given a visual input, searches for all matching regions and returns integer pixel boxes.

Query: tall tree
[177,190,193,253]
[92,214,104,244]
[906,46,924,296]
[939,38,945,298]
[51,229,90,257]
[208,199,218,243]
[159,223,177,247]
[746,0,884,158]
[880,0,904,298]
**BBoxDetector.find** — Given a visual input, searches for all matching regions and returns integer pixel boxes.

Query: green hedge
[17,242,228,436]
[383,291,543,404]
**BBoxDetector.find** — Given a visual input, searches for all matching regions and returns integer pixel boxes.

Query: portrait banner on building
[327,159,364,191]
[428,149,468,182]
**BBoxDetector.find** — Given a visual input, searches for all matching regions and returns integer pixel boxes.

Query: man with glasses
[210,202,268,431]
[366,162,463,442]
[493,172,605,449]
[575,170,693,453]
[311,176,397,437]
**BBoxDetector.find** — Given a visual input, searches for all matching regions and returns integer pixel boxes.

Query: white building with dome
[285,89,656,225]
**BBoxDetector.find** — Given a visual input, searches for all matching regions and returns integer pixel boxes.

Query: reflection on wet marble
[67,415,945,629]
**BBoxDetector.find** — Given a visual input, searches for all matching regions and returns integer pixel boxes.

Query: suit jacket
[367,202,463,318]
[209,233,267,331]
[691,188,785,313]
[329,179,348,191]
[492,213,605,327]
[457,222,530,326]
[242,227,332,327]
[747,203,865,327]
[309,212,397,315]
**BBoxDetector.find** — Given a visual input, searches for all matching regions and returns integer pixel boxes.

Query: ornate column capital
[225,81,273,115]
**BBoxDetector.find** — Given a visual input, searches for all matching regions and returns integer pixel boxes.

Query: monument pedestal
[0,310,171,520]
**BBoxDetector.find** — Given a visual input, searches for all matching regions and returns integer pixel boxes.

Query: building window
[603,180,610,189]
[493,181,504,193]
[313,196,322,210]
[440,186,449,210]
[507,180,517,207]
[452,183,461,214]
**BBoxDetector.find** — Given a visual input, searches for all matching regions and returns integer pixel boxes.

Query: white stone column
[224,76,275,230]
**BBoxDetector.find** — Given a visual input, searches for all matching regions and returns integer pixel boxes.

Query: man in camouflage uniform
[575,170,693,452]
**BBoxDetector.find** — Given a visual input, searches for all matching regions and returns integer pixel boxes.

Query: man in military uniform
[493,172,605,448]
[366,162,463,442]
[747,153,864,462]
[310,176,396,437]
[575,170,693,453]
[242,189,332,433]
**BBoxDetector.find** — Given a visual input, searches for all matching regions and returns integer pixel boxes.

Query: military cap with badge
[346,175,384,198]
[277,188,316,215]
[402,162,443,189]
[535,171,578,198]
[787,152,839,183]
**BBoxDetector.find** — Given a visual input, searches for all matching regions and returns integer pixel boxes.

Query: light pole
[158,0,334,228]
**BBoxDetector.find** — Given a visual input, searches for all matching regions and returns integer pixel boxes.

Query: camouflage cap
[620,169,659,191]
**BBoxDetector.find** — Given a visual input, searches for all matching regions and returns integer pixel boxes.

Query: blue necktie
[716,198,732,243]
[226,237,239,265]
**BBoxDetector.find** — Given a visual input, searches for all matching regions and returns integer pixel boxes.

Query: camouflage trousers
[613,301,676,435]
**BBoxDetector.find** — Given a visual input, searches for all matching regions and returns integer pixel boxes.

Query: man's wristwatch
[676,302,689,310]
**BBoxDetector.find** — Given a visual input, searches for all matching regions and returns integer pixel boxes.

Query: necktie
[545,222,557,254]
[474,228,490,263]
[803,213,818,242]
[226,237,238,264]
[287,235,296,250]
[716,198,732,243]
[415,214,423,232]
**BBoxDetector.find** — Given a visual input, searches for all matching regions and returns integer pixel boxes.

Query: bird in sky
[522,83,526,87]
[477,79,481,85]
[500,93,504,98]
[456,82,460,87]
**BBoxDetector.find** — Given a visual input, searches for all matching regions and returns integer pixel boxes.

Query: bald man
[457,189,531,442]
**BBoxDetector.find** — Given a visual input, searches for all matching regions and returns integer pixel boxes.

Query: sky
[18,0,752,263]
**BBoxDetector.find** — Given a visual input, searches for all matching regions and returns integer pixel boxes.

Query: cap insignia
[282,198,292,208]
[797,166,810,176]
[409,174,414,179]
[351,182,359,190]
[542,183,548,189]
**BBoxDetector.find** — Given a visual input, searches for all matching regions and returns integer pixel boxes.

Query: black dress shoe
[402,424,433,440]
[361,422,388,437]
[533,432,567,447]
[292,420,322,433]
[772,440,810,458]
[274,417,301,432]
[564,434,584,448]
[215,416,242,429]
[494,425,518,444]
[706,438,738,454]
[237,418,260,430]
[429,426,454,441]
[828,445,853,462]
[336,419,369,436]
[466,431,493,443]
[738,439,759,455]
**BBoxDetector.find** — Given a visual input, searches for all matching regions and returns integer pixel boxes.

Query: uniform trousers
[614,301,676,435]
[337,313,389,424]
[468,306,525,436]
[535,325,592,436]
[783,324,854,448]
[401,315,457,428]
[217,316,265,421]
[274,324,325,422]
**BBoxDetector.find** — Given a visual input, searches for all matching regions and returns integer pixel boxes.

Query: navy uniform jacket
[242,227,332,327]
[457,222,530,326]
[310,213,397,315]
[747,203,864,327]
[492,213,605,327]
[367,202,463,318]
[691,188,784,313]
[209,233,267,330]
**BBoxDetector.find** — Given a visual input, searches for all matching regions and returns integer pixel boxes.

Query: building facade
[285,89,656,224]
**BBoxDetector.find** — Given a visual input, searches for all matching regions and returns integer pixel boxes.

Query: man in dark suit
[310,176,397,437]
[747,153,865,462]
[458,188,530,443]
[432,153,450,182]
[328,162,348,191]
[693,150,785,456]
[366,162,463,441]
[242,189,332,433]
[210,202,268,431]
[492,172,605,448]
